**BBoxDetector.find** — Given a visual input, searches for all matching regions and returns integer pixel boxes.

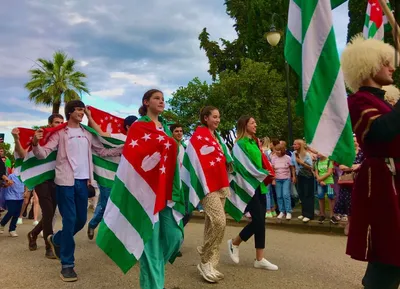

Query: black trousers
[297,175,315,219]
[239,188,266,249]
[30,180,57,249]
[362,262,400,289]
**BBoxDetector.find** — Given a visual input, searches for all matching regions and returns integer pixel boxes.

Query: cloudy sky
[0,0,349,144]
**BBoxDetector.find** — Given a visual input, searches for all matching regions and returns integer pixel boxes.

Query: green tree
[167,60,303,148]
[25,51,90,114]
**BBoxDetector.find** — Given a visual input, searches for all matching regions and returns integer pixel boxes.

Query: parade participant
[182,106,232,283]
[383,85,400,106]
[227,116,278,271]
[12,114,64,258]
[341,34,400,289]
[84,109,137,240]
[31,100,123,282]
[0,168,25,237]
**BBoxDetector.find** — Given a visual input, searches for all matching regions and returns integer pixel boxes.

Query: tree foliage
[167,59,303,148]
[25,51,90,114]
[347,0,400,86]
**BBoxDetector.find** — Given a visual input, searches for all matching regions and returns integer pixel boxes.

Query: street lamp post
[265,14,293,146]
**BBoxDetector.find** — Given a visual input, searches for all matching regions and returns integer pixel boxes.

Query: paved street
[0,215,367,289]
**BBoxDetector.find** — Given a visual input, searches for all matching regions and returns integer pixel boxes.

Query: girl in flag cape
[181,106,232,283]
[226,116,278,271]
[96,89,183,289]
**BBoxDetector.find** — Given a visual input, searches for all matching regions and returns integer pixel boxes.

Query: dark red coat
[347,89,400,267]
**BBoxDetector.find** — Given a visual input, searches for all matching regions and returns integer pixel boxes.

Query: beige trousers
[199,188,229,266]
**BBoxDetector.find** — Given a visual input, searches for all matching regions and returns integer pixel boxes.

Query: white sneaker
[9,231,18,237]
[286,213,292,220]
[32,220,39,226]
[0,226,4,234]
[298,215,304,220]
[277,212,285,219]
[254,258,279,271]
[40,231,44,238]
[227,239,240,264]
[303,217,311,223]
[197,262,218,283]
[17,218,23,225]
[212,266,224,280]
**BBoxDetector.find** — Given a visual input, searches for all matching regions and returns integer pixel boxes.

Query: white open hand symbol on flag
[200,145,215,155]
[141,152,161,172]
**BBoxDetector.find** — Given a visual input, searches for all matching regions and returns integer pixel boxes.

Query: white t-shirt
[110,133,127,142]
[67,128,90,180]
[178,143,185,167]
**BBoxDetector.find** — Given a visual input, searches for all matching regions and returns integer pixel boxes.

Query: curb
[189,212,346,235]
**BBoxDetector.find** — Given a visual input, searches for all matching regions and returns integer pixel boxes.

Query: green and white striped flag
[285,0,355,167]
[364,0,393,40]
[226,142,270,222]
[16,125,124,189]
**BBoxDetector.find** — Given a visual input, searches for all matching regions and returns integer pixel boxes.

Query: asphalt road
[0,216,367,289]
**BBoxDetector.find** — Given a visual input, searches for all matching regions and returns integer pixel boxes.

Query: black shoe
[87,227,94,240]
[330,216,339,225]
[47,234,60,260]
[176,251,183,257]
[45,248,56,259]
[27,232,37,251]
[60,267,78,282]
[318,216,326,224]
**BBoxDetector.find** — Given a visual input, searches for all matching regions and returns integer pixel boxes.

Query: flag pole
[378,0,400,51]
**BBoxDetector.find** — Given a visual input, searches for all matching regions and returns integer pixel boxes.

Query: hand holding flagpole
[378,0,400,54]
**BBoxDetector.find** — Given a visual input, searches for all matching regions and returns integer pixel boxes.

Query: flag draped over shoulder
[96,117,183,274]
[87,106,126,134]
[284,0,355,166]
[14,124,124,189]
[227,138,272,222]
[181,126,232,213]
[364,0,393,40]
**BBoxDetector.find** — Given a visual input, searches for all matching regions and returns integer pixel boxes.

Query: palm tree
[25,51,90,114]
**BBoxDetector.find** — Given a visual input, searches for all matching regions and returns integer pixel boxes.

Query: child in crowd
[314,153,337,224]
[0,170,26,237]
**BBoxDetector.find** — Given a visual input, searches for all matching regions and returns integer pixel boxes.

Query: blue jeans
[0,200,23,231]
[266,184,275,210]
[53,179,88,268]
[275,179,292,213]
[89,185,111,229]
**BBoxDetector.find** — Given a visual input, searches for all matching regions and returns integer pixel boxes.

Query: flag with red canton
[87,106,126,134]
[96,117,183,273]
[180,126,232,212]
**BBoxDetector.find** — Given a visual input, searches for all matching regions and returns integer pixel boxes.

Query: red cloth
[188,126,230,193]
[123,121,177,214]
[347,91,400,267]
[17,123,67,152]
[87,106,126,135]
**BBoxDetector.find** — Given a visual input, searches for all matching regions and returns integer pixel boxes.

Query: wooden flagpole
[378,0,400,51]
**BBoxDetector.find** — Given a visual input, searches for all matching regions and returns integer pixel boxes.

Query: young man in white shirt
[32,100,123,282]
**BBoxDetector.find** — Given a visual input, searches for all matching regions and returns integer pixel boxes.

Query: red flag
[189,126,230,193]
[123,121,178,214]
[87,106,126,135]
[17,123,67,151]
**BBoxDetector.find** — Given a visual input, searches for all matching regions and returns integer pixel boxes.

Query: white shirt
[110,133,127,142]
[67,127,90,180]
[178,143,185,167]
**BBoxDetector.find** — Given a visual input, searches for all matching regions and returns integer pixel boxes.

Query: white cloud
[66,12,95,25]
[110,72,159,87]
[80,60,89,67]
[91,88,125,98]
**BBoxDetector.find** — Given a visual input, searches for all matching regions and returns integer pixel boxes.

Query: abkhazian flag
[14,124,124,189]
[285,0,355,167]
[227,141,271,221]
[96,120,181,273]
[364,0,393,40]
[180,126,232,214]
[87,106,126,134]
